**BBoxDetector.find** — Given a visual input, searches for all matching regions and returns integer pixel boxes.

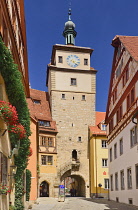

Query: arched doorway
[61,171,86,197]
[40,181,49,197]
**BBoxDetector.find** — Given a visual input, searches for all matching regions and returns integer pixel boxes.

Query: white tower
[47,9,96,198]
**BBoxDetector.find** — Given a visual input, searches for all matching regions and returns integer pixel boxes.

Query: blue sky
[24,0,138,112]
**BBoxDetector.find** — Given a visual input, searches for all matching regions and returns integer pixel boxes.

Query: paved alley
[31,197,138,210]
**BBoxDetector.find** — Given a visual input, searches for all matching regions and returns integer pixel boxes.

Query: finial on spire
[68,8,71,21]
[63,2,77,45]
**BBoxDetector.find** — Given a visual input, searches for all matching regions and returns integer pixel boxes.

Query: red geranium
[28,147,33,157]
[0,101,18,125]
[9,123,26,139]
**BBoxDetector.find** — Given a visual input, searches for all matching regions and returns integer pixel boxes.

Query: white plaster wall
[108,121,138,206]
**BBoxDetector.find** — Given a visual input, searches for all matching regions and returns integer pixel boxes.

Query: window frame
[41,155,53,165]
[84,58,88,65]
[130,126,137,148]
[61,93,65,99]
[110,175,113,191]
[104,179,109,189]
[127,168,132,189]
[58,56,63,63]
[102,159,108,167]
[101,140,107,148]
[120,169,125,190]
[82,95,85,100]
[115,172,118,191]
[114,143,117,159]
[110,148,112,162]
[120,138,123,155]
[70,78,77,86]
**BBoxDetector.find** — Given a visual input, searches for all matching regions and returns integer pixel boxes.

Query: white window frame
[102,159,108,167]
[120,170,125,190]
[127,168,132,189]
[130,126,137,147]
[120,138,123,155]
[104,179,109,189]
[101,140,107,148]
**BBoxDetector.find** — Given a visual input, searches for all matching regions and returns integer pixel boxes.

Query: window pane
[127,168,132,189]
[71,78,77,86]
[58,56,63,63]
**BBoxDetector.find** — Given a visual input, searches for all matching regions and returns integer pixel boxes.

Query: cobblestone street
[31,197,138,210]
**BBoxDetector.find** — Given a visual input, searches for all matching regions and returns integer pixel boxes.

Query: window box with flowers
[0,101,18,125]
[0,184,10,195]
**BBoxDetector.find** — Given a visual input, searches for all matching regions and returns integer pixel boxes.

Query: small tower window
[72,150,77,160]
[58,56,63,63]
[82,95,85,100]
[84,59,88,65]
[71,78,77,86]
[62,94,65,99]
[78,137,81,142]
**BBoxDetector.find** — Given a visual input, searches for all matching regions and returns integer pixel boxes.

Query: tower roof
[63,8,77,45]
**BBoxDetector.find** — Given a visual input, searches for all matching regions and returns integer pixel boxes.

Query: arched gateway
[61,170,86,197]
[39,181,49,197]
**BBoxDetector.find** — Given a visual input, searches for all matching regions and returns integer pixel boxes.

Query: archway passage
[40,181,49,197]
[61,171,85,197]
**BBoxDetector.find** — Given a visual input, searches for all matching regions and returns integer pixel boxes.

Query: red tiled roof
[27,88,57,132]
[113,35,138,61]
[89,112,106,135]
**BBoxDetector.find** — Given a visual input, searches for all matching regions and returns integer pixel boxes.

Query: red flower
[28,147,33,157]
[9,123,26,139]
[0,101,18,125]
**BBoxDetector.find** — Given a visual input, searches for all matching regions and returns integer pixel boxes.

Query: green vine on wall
[0,37,31,210]
[26,169,32,201]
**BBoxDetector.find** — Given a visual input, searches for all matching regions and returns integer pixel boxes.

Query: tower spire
[63,7,77,45]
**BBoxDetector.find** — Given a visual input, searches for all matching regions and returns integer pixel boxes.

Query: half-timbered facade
[105,36,138,206]
[27,89,58,200]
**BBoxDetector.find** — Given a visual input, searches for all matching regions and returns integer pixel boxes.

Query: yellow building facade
[89,112,109,198]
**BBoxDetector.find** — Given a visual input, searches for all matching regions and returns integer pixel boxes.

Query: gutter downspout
[95,135,98,198]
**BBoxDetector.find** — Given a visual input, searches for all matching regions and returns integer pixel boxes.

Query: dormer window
[33,100,41,104]
[58,56,63,63]
[39,120,50,127]
[101,124,107,131]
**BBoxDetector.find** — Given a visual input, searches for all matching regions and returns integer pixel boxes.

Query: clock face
[66,55,80,68]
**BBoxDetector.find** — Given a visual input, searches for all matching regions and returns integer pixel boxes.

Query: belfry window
[72,150,77,161]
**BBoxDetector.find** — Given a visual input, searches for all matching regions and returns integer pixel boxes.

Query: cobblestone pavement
[31,197,138,210]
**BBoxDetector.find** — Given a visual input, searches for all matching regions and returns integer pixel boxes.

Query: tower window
[84,59,88,65]
[82,95,85,100]
[58,56,63,63]
[72,150,77,160]
[78,137,81,142]
[71,78,77,86]
[61,94,65,99]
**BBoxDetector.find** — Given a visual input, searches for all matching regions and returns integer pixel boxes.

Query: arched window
[72,150,77,160]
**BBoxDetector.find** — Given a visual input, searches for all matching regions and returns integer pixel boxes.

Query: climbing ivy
[26,169,32,201]
[0,37,31,210]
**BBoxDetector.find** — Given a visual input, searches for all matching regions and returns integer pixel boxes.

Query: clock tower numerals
[66,55,80,68]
